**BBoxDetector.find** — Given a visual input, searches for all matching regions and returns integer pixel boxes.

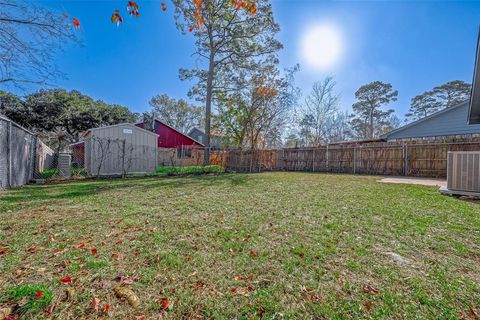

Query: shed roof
[86,123,159,138]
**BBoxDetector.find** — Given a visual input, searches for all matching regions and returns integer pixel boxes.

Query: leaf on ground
[60,276,71,284]
[111,253,123,260]
[65,287,75,301]
[114,286,140,309]
[91,296,100,311]
[160,298,169,311]
[363,285,380,295]
[249,250,257,257]
[0,306,12,320]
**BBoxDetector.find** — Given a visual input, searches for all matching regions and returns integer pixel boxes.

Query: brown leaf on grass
[136,316,146,320]
[114,286,140,309]
[0,306,12,320]
[309,294,321,302]
[192,280,205,290]
[234,275,244,281]
[111,253,123,260]
[363,300,373,311]
[363,285,380,295]
[25,247,38,253]
[65,287,75,301]
[91,296,100,311]
[249,250,257,257]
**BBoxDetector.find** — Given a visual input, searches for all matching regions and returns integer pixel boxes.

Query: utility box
[84,123,158,176]
[441,151,480,196]
[58,153,72,178]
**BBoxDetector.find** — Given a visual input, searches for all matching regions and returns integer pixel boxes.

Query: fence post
[326,145,329,171]
[312,148,315,172]
[31,135,38,180]
[403,144,408,176]
[353,147,356,174]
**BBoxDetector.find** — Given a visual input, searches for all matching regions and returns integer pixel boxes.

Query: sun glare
[300,24,343,72]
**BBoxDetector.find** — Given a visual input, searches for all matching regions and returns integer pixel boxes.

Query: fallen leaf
[309,294,320,302]
[111,253,123,260]
[114,286,140,309]
[0,306,12,319]
[230,287,237,294]
[91,296,100,311]
[65,287,75,301]
[249,250,257,257]
[60,276,71,283]
[103,303,110,314]
[299,252,305,259]
[35,290,43,299]
[135,316,146,320]
[91,249,97,255]
[25,247,38,253]
[77,242,85,248]
[114,273,127,281]
[363,300,373,311]
[161,297,169,311]
[363,285,380,295]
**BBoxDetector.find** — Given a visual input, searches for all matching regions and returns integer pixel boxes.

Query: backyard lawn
[0,172,479,319]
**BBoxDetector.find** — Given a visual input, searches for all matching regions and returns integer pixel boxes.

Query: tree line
[0,0,473,156]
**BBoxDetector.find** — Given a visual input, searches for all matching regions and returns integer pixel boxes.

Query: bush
[155,165,224,176]
[72,167,87,177]
[37,168,58,179]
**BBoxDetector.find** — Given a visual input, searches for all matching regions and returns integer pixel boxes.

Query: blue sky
[23,1,480,120]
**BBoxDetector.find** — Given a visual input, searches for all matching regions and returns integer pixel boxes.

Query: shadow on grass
[0,173,249,209]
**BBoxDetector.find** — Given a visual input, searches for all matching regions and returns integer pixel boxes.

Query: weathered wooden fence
[218,140,480,178]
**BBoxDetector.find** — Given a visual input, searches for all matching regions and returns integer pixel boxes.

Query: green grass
[1,284,53,315]
[0,172,479,319]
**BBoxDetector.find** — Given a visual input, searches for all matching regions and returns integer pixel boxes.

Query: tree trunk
[204,30,215,166]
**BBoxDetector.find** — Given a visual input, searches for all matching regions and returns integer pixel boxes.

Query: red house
[135,118,204,148]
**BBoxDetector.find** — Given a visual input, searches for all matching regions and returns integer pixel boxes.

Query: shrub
[37,168,59,179]
[155,165,224,176]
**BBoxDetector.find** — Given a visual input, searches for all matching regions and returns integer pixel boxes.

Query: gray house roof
[381,101,480,140]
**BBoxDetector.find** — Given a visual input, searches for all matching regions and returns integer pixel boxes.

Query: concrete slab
[379,177,447,187]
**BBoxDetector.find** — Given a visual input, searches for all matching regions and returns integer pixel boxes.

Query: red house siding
[136,120,203,148]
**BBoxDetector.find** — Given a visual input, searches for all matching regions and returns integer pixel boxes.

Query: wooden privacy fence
[218,140,480,178]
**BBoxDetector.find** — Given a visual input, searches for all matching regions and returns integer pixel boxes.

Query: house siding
[384,102,480,140]
[136,120,203,148]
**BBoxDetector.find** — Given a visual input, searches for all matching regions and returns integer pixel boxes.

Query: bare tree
[299,77,340,146]
[0,1,77,87]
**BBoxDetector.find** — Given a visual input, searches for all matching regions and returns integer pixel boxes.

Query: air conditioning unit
[441,151,480,196]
